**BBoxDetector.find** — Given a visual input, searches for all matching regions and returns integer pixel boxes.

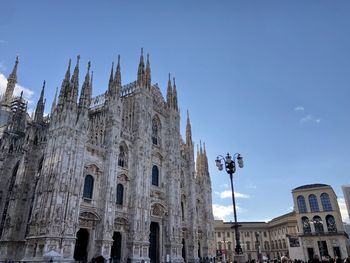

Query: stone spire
[137,48,145,87]
[114,55,122,91]
[78,62,91,111]
[58,59,71,107]
[166,73,172,108]
[2,56,19,106]
[196,141,203,174]
[203,142,208,171]
[172,77,178,111]
[196,140,209,176]
[186,110,192,146]
[34,80,45,123]
[145,53,151,89]
[51,87,58,116]
[70,55,80,104]
[107,62,114,96]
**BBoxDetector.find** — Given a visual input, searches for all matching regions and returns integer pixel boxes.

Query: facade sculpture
[0,51,215,263]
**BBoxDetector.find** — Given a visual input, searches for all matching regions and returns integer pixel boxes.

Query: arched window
[151,165,159,186]
[297,195,307,213]
[320,193,332,211]
[282,239,286,249]
[118,144,128,168]
[271,241,274,250]
[302,216,311,234]
[308,194,320,212]
[278,240,282,249]
[116,184,124,205]
[313,216,324,233]
[326,215,337,233]
[151,117,161,146]
[83,175,94,199]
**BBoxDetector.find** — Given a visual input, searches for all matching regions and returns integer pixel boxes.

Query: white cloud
[220,190,250,199]
[212,203,245,221]
[0,73,34,104]
[294,106,304,111]
[300,114,321,124]
[338,197,350,223]
[212,204,233,220]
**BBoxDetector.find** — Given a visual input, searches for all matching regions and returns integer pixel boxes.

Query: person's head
[281,256,288,263]
[344,257,350,263]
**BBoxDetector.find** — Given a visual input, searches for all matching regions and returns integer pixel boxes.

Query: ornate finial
[68,58,71,69]
[118,54,120,65]
[141,48,143,56]
[187,109,189,119]
[173,77,176,86]
[43,80,46,88]
[87,61,91,72]
[168,73,171,81]
[77,55,80,62]
[147,53,149,61]
[20,90,23,99]
[15,56,19,64]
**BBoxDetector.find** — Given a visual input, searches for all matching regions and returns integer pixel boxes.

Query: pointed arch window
[313,216,324,233]
[320,193,332,211]
[181,201,185,221]
[326,215,337,233]
[152,117,161,146]
[308,194,320,212]
[116,184,124,205]
[297,195,307,213]
[118,144,128,168]
[302,216,311,234]
[83,175,94,199]
[152,165,159,186]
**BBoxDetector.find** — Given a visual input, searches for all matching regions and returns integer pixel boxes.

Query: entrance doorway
[318,241,329,258]
[149,222,159,263]
[74,228,89,262]
[333,247,341,258]
[307,248,314,261]
[111,232,122,263]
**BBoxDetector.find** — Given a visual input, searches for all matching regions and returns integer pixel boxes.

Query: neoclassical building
[214,184,349,262]
[0,52,215,262]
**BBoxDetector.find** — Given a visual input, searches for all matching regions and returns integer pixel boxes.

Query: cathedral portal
[74,228,89,261]
[149,222,159,263]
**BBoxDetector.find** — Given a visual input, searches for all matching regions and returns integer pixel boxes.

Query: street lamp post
[215,153,244,255]
[255,232,260,262]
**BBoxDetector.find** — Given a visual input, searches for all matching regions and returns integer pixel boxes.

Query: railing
[120,81,136,97]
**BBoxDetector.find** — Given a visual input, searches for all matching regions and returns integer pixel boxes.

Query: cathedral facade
[0,51,215,263]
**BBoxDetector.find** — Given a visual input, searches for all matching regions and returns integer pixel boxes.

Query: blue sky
[0,1,350,222]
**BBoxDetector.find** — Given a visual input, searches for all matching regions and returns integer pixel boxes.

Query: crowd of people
[213,255,350,263]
